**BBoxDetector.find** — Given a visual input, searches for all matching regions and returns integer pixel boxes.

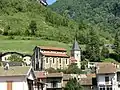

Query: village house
[95,62,120,90]
[0,64,36,90]
[78,74,97,90]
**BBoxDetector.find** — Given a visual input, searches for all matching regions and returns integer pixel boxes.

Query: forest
[0,0,112,44]
[50,0,120,41]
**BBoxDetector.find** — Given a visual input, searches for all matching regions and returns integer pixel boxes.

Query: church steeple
[72,38,80,51]
[71,38,81,68]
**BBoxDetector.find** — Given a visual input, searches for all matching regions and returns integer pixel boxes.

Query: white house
[0,65,36,90]
[95,62,120,90]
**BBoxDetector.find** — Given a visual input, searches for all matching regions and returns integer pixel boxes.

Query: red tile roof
[35,71,46,78]
[42,52,69,57]
[38,46,66,51]
[70,57,77,63]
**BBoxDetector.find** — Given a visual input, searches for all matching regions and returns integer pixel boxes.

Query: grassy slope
[0,35,86,55]
[0,39,70,54]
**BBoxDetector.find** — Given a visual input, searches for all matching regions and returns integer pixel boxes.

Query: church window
[66,59,67,64]
[53,58,55,63]
[46,58,48,63]
[59,58,61,63]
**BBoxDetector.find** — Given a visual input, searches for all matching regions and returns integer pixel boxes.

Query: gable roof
[41,52,69,57]
[96,63,117,74]
[72,39,80,51]
[0,66,32,77]
[46,73,63,78]
[38,46,66,51]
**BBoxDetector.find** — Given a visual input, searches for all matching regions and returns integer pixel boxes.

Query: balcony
[46,83,62,88]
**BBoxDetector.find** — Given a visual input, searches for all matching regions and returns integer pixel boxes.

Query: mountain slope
[50,0,120,36]
[0,0,81,43]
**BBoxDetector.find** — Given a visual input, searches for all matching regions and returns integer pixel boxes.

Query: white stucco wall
[97,74,116,85]
[97,73,118,90]
[0,76,29,90]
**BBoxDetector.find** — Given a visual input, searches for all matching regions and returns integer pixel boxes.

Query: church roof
[72,39,80,51]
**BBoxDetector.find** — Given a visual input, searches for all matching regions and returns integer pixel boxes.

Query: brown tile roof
[63,74,72,80]
[35,71,46,78]
[86,74,96,78]
[41,52,69,57]
[79,78,92,85]
[0,66,31,77]
[46,73,63,78]
[96,63,117,74]
[38,46,66,51]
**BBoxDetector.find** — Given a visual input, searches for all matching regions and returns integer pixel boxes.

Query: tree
[64,78,83,90]
[85,28,100,62]
[65,63,82,74]
[114,32,120,61]
[29,20,37,35]
[7,54,22,62]
[101,45,109,60]
[46,67,57,73]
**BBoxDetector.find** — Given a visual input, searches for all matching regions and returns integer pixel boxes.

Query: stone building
[32,46,70,71]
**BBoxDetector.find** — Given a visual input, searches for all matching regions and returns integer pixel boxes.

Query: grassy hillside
[0,0,80,43]
[50,0,120,38]
[0,39,70,54]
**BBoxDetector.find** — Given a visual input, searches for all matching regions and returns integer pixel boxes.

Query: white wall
[74,51,81,68]
[97,74,116,85]
[97,73,118,90]
[0,76,29,90]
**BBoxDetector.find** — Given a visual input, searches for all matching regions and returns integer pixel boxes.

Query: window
[99,87,105,90]
[66,59,67,64]
[107,87,112,90]
[59,58,61,63]
[46,57,48,63]
[53,58,54,63]
[105,76,109,82]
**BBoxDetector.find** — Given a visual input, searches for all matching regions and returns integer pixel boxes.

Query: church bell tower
[71,39,81,68]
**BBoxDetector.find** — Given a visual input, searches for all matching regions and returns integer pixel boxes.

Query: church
[32,39,81,71]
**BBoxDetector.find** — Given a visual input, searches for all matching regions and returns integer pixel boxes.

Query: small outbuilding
[0,65,36,90]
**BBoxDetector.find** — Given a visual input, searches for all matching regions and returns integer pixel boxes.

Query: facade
[0,66,36,90]
[95,62,120,90]
[46,73,63,90]
[35,71,63,90]
[71,39,81,68]
[32,46,70,70]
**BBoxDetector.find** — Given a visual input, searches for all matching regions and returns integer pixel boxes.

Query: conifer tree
[86,28,100,62]
[114,31,120,61]
[101,45,109,60]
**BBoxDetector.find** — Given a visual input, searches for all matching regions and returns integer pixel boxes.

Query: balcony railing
[46,83,62,88]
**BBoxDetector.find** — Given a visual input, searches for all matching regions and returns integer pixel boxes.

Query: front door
[7,81,12,90]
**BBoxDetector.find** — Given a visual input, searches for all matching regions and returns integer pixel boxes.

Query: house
[62,74,72,88]
[35,71,63,90]
[95,62,120,90]
[34,71,47,90]
[32,46,70,70]
[46,73,63,90]
[79,74,97,90]
[0,65,36,90]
